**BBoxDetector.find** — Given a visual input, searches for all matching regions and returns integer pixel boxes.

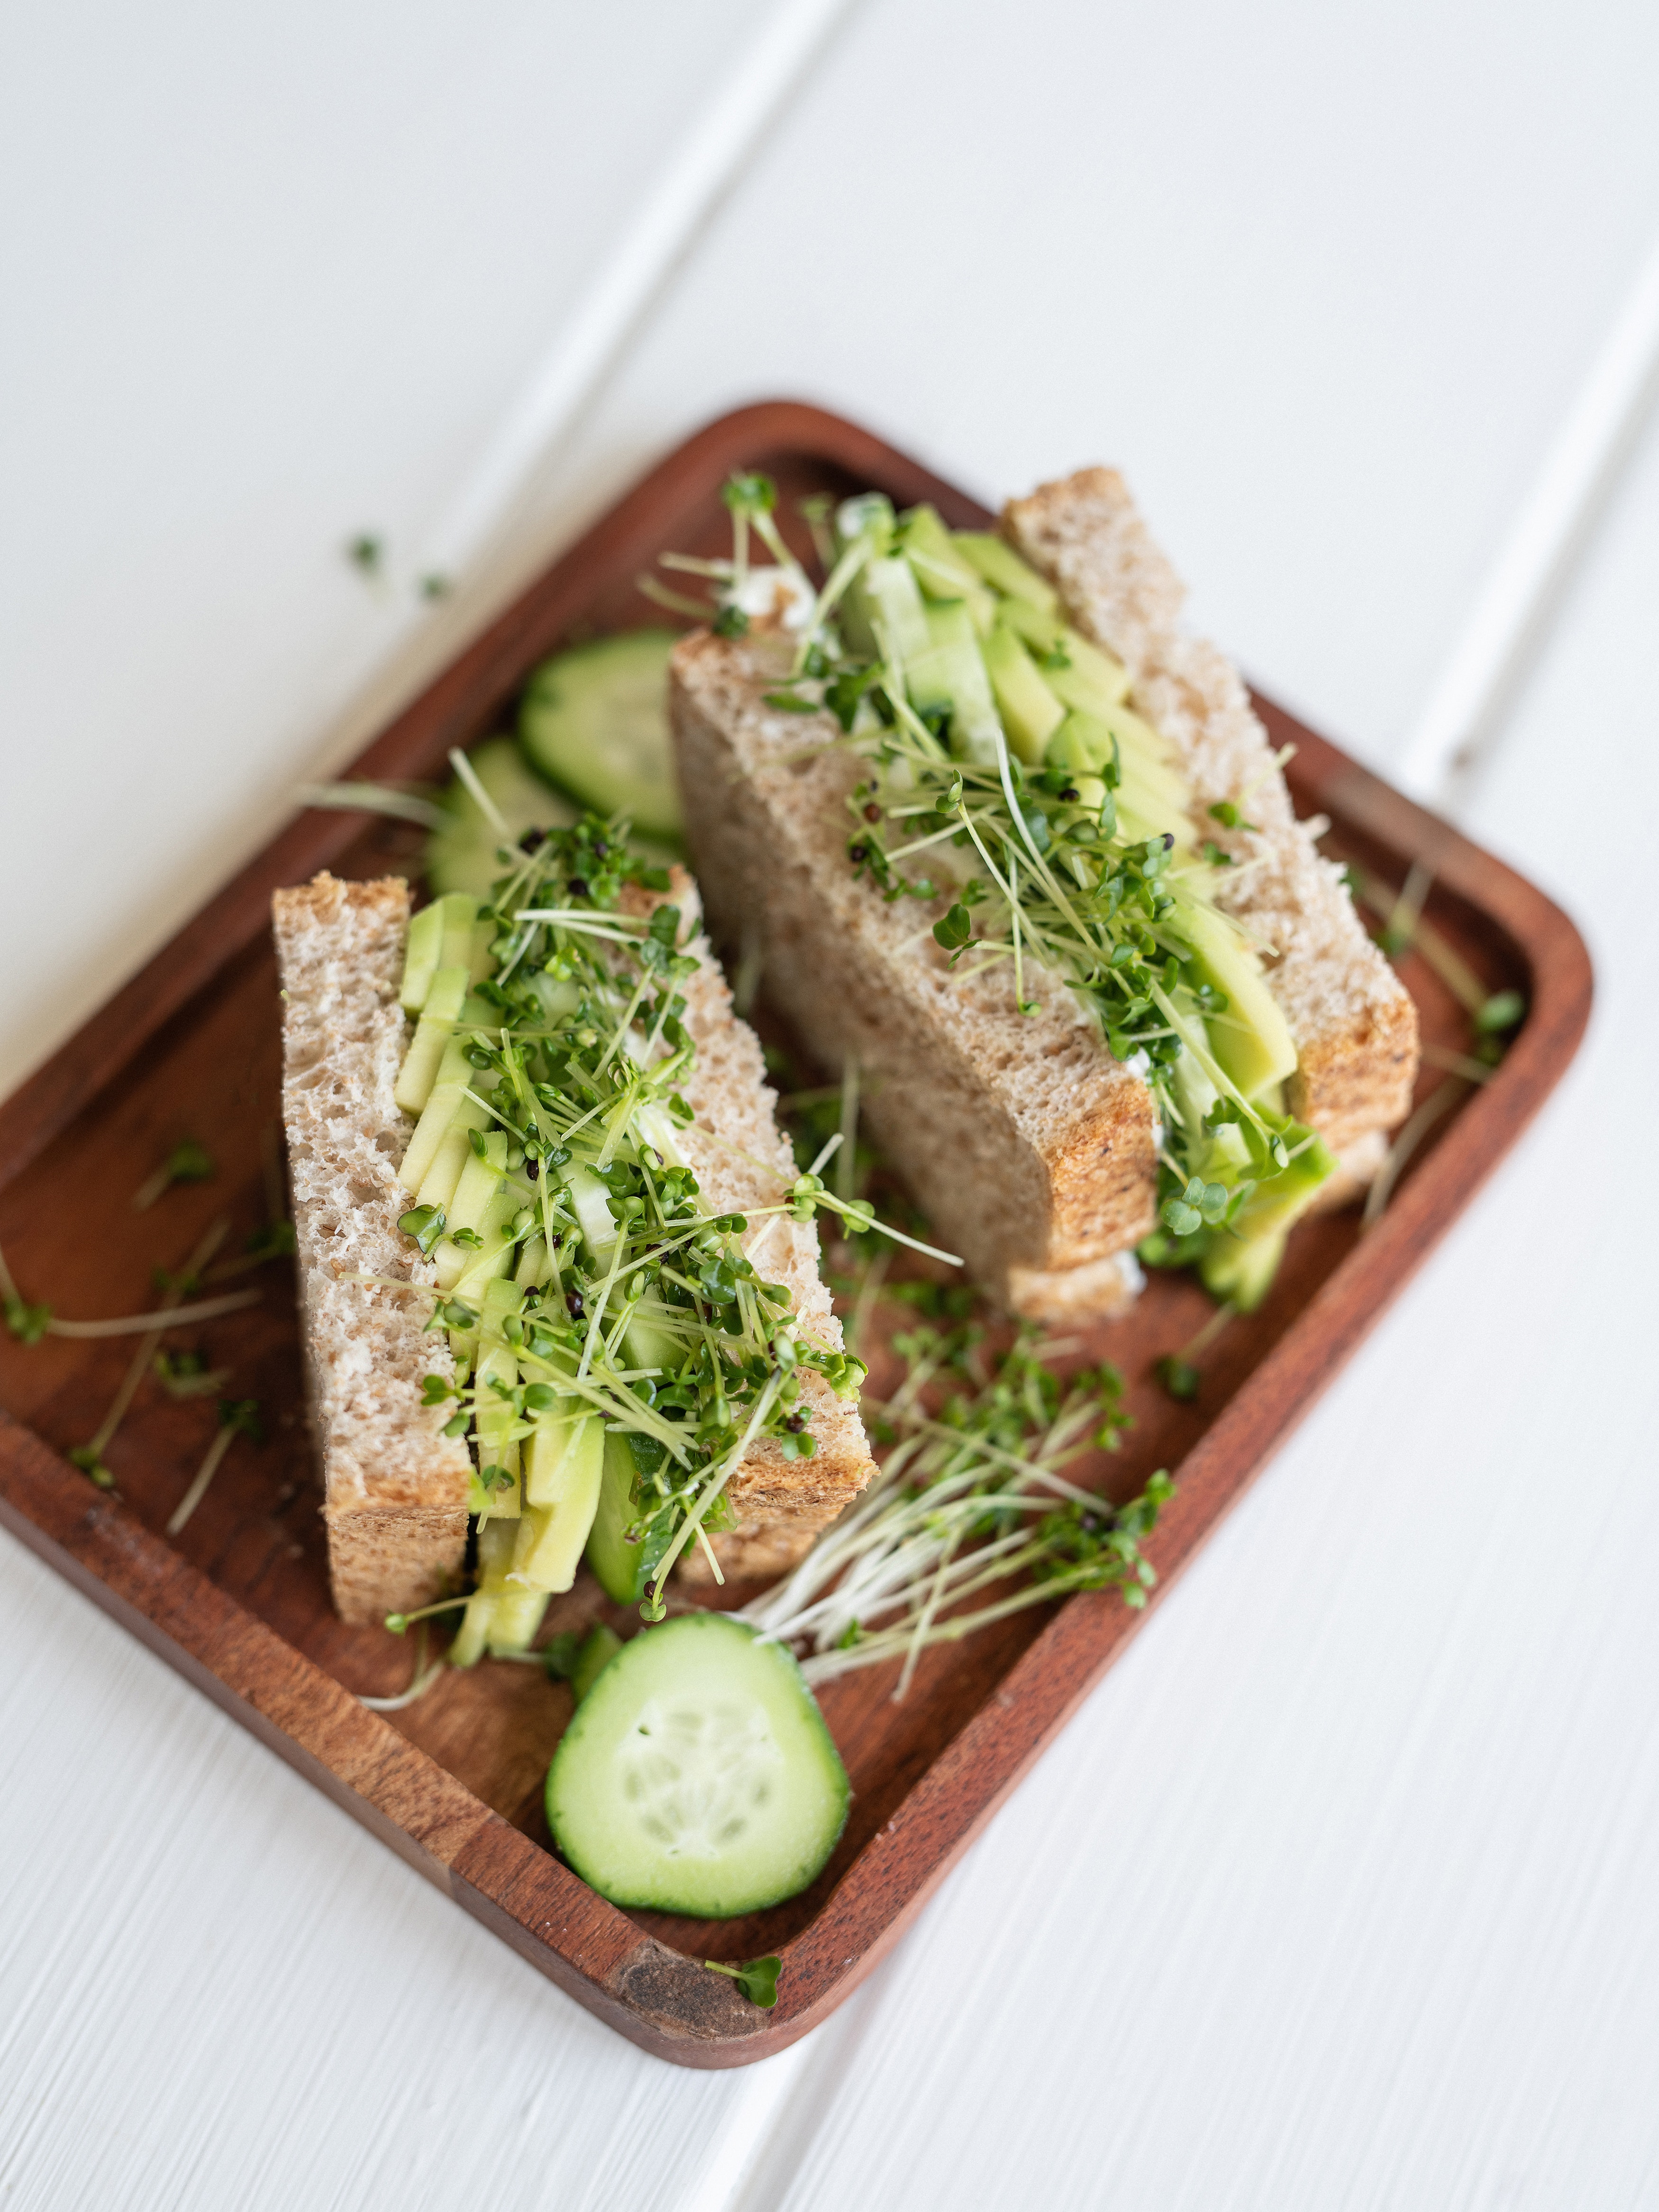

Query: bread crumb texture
[1003,468,1418,1153]
[621,875,876,1579]
[273,872,470,1624]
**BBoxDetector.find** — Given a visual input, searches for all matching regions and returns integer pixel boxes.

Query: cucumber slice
[441,1188,518,1302]
[849,555,931,671]
[562,1162,619,1267]
[399,898,446,1013]
[451,1518,552,1664]
[434,892,480,974]
[585,1431,673,1604]
[1200,1224,1289,1312]
[1047,710,1194,847]
[513,1408,605,1592]
[426,739,575,900]
[411,1092,491,1211]
[906,600,1002,765]
[980,623,1065,763]
[1199,1125,1335,1311]
[519,632,680,839]
[441,1131,507,1240]
[489,1582,551,1657]
[399,1033,475,1192]
[896,506,995,631]
[1041,626,1132,713]
[951,531,1059,613]
[394,964,469,1114]
[1178,898,1299,1099]
[546,1613,850,1916]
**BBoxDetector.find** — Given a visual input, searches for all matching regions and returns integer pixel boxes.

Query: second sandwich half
[669,467,1418,1324]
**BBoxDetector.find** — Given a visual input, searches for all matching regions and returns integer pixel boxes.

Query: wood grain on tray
[0,402,1591,2065]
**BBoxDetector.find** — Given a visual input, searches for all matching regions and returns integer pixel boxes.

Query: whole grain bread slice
[669,469,1417,1320]
[274,873,472,1626]
[275,869,873,1616]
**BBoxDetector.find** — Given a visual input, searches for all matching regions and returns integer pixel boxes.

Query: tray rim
[0,400,1594,2067]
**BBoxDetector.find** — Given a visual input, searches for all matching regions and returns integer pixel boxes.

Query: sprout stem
[359,1623,449,1711]
[295,782,447,831]
[77,1219,231,1466]
[48,1288,262,1338]
[166,1422,237,1535]
[1362,1078,1467,1229]
[447,746,508,839]
[836,1057,860,1205]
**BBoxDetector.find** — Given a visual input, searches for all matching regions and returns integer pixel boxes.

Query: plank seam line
[1399,222,1659,810]
[421,0,863,582]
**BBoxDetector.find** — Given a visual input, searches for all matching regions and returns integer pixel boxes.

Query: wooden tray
[0,402,1591,2066]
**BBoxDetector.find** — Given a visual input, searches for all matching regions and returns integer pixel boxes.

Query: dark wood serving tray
[0,403,1591,2066]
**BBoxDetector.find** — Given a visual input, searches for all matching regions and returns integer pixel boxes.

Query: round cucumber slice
[426,736,574,898]
[546,1613,849,1917]
[519,630,681,839]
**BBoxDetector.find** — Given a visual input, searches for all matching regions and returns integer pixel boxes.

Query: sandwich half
[669,468,1417,1321]
[274,837,873,1635]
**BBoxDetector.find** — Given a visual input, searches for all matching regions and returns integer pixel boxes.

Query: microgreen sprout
[1,1228,259,1362]
[3,1292,52,1344]
[1153,1356,1201,1402]
[703,1955,781,2008]
[61,1220,232,1484]
[67,1447,117,1491]
[296,781,448,831]
[360,1621,448,1711]
[42,1289,261,1339]
[1346,863,1528,1222]
[798,491,836,567]
[153,1349,231,1400]
[234,1218,297,1268]
[538,1630,583,1680]
[1361,1080,1464,1231]
[1475,989,1525,1036]
[166,1398,262,1536]
[1153,1299,1236,1404]
[741,1322,1167,1694]
[398,1203,448,1256]
[383,1593,472,1634]
[132,1139,215,1212]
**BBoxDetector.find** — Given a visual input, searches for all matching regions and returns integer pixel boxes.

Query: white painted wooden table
[4,4,1658,2205]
